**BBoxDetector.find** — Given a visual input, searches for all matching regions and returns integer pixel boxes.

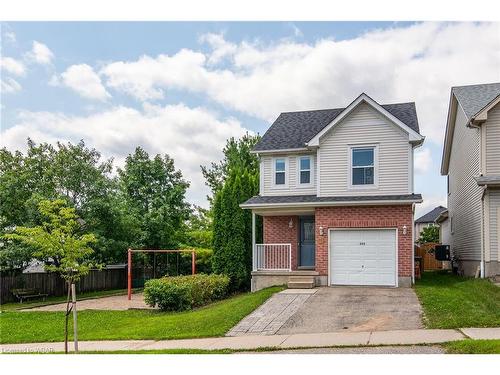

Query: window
[274,158,286,185]
[299,156,311,184]
[352,147,375,186]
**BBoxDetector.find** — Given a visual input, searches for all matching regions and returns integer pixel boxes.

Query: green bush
[179,248,213,274]
[143,273,230,311]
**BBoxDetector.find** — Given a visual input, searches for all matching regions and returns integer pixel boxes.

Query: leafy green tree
[4,200,97,353]
[118,147,190,249]
[201,133,260,200]
[209,134,261,291]
[181,205,213,249]
[418,225,440,244]
[0,140,129,264]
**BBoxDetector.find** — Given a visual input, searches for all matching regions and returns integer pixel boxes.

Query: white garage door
[330,229,397,286]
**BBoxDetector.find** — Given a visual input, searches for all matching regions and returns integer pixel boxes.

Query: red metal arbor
[127,249,196,300]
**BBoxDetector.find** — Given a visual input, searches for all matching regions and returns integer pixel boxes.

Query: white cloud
[0,57,26,76]
[4,31,16,44]
[415,194,447,218]
[60,64,110,101]
[0,104,250,206]
[1,77,22,93]
[414,147,432,174]
[28,41,54,65]
[101,22,500,146]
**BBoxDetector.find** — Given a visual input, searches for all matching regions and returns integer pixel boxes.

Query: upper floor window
[274,158,286,186]
[351,147,375,186]
[299,156,311,185]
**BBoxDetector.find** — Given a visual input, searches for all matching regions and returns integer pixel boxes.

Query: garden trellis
[127,248,196,300]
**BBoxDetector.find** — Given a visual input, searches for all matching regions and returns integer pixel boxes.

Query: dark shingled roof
[452,82,500,120]
[415,206,447,223]
[241,194,422,206]
[253,102,420,151]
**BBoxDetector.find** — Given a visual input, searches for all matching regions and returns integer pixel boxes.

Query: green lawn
[444,340,500,354]
[0,286,282,344]
[414,271,500,329]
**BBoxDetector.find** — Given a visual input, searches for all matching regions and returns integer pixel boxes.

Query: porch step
[287,275,315,289]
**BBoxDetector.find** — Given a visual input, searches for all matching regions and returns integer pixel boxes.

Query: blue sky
[1,21,499,216]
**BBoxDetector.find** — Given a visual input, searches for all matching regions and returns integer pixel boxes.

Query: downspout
[469,118,486,278]
[412,203,415,285]
[480,185,487,278]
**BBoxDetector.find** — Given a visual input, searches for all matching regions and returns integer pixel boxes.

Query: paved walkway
[2,328,499,353]
[226,289,316,336]
[22,293,151,311]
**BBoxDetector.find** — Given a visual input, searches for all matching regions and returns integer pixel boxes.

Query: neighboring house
[414,205,447,239]
[441,82,500,278]
[241,93,424,291]
[435,209,450,246]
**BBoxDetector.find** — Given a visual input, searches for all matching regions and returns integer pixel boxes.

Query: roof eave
[240,197,423,210]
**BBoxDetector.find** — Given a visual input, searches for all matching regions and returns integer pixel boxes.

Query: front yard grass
[414,271,500,329]
[444,340,500,354]
[0,286,283,344]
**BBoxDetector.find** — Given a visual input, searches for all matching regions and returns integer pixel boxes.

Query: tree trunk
[64,281,71,354]
[71,283,79,353]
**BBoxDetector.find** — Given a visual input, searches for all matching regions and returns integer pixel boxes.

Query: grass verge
[414,271,500,329]
[0,286,283,344]
[443,340,500,354]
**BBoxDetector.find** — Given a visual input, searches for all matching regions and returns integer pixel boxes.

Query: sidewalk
[1,328,499,353]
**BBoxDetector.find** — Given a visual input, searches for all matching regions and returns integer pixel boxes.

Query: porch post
[252,211,256,271]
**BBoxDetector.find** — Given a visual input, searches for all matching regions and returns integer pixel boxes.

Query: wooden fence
[415,242,443,270]
[0,268,127,303]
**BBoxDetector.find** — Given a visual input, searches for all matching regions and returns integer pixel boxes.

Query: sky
[1,21,499,217]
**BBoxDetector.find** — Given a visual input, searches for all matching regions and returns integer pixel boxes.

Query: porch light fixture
[289,218,293,228]
[402,225,407,235]
[319,226,324,236]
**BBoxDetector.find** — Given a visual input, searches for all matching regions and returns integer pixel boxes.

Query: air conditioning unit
[434,245,450,261]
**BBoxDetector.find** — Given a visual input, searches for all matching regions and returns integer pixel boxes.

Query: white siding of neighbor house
[440,219,451,246]
[318,103,411,196]
[448,104,483,261]
[485,103,500,175]
[260,153,317,196]
[488,189,500,262]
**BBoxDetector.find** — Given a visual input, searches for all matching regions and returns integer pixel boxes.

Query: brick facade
[263,216,299,270]
[262,205,414,282]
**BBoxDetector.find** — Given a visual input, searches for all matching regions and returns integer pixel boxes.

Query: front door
[299,216,315,268]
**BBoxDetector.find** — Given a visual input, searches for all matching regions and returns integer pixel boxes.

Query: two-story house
[441,82,500,278]
[241,93,424,291]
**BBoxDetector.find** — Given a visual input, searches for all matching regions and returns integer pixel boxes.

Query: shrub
[143,273,230,311]
[179,248,213,274]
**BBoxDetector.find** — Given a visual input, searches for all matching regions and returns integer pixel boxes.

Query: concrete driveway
[277,287,423,335]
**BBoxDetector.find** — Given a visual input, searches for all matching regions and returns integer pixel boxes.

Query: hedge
[143,273,230,311]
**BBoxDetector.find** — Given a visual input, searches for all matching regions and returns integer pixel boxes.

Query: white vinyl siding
[261,154,316,195]
[485,103,500,175]
[488,190,500,262]
[448,104,483,261]
[318,103,410,196]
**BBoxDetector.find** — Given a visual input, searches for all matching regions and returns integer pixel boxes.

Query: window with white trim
[352,147,375,185]
[274,158,286,185]
[299,156,311,185]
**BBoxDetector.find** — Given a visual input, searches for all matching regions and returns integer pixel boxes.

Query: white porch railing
[253,243,292,271]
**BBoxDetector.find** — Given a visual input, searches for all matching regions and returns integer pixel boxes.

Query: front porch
[251,211,319,291]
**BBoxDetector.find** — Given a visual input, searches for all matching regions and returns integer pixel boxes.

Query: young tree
[4,199,97,353]
[417,225,440,244]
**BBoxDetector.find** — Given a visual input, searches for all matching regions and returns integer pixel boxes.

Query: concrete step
[288,275,315,289]
[288,281,315,289]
